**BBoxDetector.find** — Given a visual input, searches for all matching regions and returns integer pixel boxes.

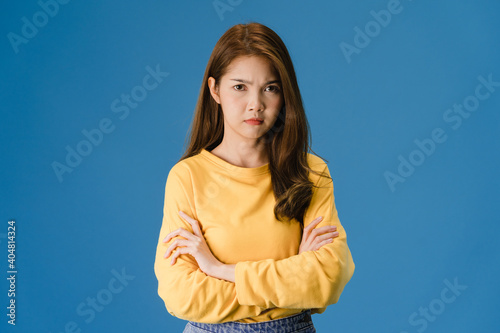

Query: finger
[164,238,189,259]
[301,219,325,244]
[169,247,188,265]
[312,231,339,245]
[179,211,203,237]
[314,237,335,251]
[309,224,332,237]
[163,228,195,243]
[163,228,186,243]
[308,226,337,240]
[304,216,323,233]
[305,224,336,242]
[314,225,337,234]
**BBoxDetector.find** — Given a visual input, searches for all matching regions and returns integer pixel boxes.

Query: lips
[245,118,263,125]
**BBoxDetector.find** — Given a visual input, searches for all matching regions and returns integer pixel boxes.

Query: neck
[211,139,269,168]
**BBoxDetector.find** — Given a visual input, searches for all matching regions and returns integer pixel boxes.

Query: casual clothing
[154,148,355,324]
[182,309,316,333]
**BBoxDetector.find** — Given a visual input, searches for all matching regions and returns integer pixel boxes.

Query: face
[208,55,284,146]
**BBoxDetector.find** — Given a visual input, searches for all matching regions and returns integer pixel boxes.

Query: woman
[154,22,355,333]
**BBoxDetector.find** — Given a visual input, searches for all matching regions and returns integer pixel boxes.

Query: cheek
[268,97,284,117]
[220,94,245,111]
[268,94,283,107]
[269,97,284,120]
[220,97,243,123]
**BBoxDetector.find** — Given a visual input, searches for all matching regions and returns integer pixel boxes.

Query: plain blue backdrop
[1,1,499,332]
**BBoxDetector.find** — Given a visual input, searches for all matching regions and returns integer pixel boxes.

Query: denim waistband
[184,309,315,333]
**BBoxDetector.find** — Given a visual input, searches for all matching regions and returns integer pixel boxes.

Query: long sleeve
[153,164,265,323]
[234,163,355,309]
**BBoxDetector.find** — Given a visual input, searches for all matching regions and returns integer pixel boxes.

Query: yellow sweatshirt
[154,148,354,324]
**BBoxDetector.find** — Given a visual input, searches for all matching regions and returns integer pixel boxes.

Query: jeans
[182,309,316,333]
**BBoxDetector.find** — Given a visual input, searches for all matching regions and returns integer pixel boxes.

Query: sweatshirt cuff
[235,261,253,306]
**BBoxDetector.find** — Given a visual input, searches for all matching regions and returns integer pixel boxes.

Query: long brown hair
[179,22,331,228]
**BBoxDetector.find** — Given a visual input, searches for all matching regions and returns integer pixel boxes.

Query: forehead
[224,55,278,79]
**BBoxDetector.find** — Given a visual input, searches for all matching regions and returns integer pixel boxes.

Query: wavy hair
[178,22,331,228]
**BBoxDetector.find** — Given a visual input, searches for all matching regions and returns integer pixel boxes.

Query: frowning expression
[208,55,284,143]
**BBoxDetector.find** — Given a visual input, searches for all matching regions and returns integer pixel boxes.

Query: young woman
[154,22,355,333]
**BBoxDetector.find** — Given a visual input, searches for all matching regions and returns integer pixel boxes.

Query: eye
[265,85,281,93]
[233,84,245,91]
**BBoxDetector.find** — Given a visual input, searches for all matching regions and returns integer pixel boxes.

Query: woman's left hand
[163,211,222,277]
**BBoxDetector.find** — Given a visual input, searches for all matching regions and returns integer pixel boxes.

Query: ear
[208,77,221,104]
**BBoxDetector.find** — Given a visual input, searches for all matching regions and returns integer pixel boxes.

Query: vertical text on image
[6,220,17,326]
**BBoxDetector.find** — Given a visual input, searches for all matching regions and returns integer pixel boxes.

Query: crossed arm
[153,163,354,322]
[162,211,338,283]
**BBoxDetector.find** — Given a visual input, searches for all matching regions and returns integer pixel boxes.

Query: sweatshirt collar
[199,148,270,176]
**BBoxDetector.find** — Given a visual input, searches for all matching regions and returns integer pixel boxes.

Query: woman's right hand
[298,216,339,254]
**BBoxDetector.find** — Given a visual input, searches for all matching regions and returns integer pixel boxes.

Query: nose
[247,91,264,112]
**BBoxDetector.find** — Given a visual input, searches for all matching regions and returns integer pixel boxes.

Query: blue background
[1,1,499,332]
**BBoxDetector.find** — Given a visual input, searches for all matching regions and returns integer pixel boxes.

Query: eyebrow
[230,79,281,85]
